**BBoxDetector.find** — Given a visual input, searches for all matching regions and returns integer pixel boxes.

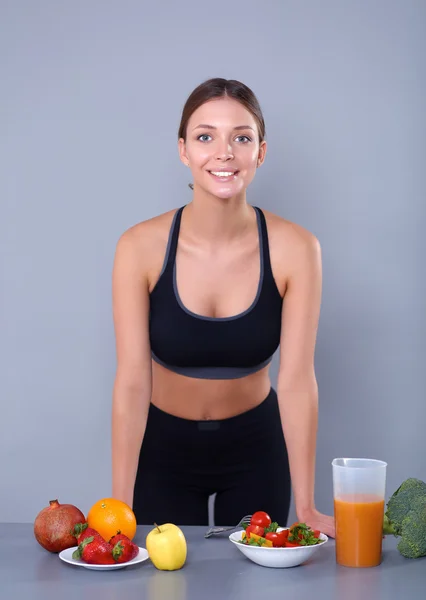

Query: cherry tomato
[245,524,265,539]
[313,530,321,539]
[250,511,272,529]
[265,532,280,547]
[265,531,287,548]
[285,540,300,547]
[275,530,288,547]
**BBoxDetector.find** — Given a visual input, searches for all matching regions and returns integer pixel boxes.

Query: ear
[178,138,190,167]
[257,140,267,167]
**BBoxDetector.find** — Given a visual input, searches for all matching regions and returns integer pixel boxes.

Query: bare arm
[276,231,322,520]
[111,229,152,508]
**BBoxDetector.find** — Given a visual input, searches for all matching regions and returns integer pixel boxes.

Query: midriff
[151,360,272,420]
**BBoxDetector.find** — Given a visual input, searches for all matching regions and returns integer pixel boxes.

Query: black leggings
[133,388,291,526]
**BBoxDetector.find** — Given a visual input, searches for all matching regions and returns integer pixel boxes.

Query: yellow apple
[146,523,187,571]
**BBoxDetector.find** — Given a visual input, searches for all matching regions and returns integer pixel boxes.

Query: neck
[185,190,252,243]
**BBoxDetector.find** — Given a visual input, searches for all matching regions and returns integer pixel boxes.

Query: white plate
[59,546,150,570]
[229,528,328,568]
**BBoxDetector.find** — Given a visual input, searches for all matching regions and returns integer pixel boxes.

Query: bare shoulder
[261,208,320,252]
[114,208,179,287]
[260,208,321,291]
[117,208,177,250]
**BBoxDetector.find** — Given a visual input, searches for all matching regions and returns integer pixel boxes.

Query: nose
[214,141,234,161]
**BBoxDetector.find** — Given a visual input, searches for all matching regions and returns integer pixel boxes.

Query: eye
[197,134,212,142]
[235,135,252,143]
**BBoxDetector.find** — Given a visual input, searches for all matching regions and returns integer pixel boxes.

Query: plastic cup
[332,458,387,568]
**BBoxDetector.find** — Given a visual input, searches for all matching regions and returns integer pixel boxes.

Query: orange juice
[334,494,385,567]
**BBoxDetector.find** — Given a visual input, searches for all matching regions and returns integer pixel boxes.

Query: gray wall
[2,0,425,524]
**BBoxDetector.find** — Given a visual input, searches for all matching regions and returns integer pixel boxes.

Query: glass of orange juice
[332,458,387,568]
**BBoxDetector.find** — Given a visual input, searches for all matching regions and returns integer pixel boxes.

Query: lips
[207,169,239,183]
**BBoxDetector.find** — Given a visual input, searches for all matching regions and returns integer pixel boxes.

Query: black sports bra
[149,206,283,379]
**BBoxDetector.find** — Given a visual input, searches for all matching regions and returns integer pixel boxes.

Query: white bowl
[229,528,328,568]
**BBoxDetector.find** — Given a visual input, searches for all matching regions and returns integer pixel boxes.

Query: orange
[87,498,137,542]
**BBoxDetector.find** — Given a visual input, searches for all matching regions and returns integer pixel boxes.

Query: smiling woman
[178,80,265,193]
[111,78,335,538]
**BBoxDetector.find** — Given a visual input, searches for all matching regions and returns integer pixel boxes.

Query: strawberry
[112,539,139,563]
[109,530,134,546]
[72,522,104,544]
[72,536,115,565]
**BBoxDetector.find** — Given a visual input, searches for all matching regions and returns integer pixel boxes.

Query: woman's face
[179,97,266,200]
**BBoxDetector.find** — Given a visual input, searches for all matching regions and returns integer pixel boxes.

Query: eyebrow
[192,124,255,132]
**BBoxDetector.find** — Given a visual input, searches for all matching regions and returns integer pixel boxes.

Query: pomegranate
[34,499,86,553]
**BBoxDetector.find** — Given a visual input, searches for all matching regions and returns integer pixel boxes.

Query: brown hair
[178,78,266,143]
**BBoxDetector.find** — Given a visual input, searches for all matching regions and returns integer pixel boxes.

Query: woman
[111,78,335,537]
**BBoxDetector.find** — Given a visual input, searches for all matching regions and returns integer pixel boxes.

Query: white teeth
[210,171,235,177]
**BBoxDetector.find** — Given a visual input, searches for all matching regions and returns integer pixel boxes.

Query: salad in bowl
[229,511,328,568]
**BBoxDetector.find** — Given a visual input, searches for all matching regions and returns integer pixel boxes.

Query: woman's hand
[297,508,335,538]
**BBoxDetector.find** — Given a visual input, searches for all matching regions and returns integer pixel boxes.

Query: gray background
[1,0,425,524]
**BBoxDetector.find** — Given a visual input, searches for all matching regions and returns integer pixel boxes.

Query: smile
[208,170,239,182]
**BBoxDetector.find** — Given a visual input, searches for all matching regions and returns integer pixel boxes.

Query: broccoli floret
[384,478,426,536]
[383,478,426,558]
[397,478,426,494]
[396,496,426,559]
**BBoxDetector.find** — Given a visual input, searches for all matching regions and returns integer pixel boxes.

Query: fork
[204,515,252,538]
